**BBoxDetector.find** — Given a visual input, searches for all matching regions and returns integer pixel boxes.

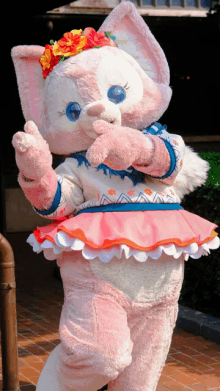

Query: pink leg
[58,254,133,391]
[107,276,183,391]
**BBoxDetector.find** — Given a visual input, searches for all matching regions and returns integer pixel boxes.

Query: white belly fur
[90,254,184,302]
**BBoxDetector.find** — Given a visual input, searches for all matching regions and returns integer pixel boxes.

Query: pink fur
[87,103,105,117]
[11,42,171,207]
[133,135,170,177]
[75,69,102,105]
[41,56,103,154]
[62,58,102,104]
[99,1,170,85]
[11,29,172,156]
[120,76,164,131]
[85,119,170,175]
[10,4,214,391]
[18,168,57,211]
[86,120,155,170]
[11,46,45,132]
[12,120,57,210]
[12,121,53,180]
[58,253,184,391]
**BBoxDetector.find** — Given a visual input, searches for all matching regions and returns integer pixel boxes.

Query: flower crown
[39,28,117,79]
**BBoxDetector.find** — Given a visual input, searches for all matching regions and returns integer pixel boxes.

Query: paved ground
[0,232,220,390]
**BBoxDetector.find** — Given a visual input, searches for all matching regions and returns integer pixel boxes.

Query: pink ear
[11,45,45,130]
[99,1,170,85]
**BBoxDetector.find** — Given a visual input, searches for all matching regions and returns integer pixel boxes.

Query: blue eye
[66,102,81,122]
[107,86,126,104]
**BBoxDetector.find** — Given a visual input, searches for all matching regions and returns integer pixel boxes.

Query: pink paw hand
[12,121,53,181]
[86,120,153,170]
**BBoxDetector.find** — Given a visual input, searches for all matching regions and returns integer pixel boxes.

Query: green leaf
[199,152,220,188]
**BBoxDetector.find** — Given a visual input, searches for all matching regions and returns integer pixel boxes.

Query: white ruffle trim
[27,231,220,263]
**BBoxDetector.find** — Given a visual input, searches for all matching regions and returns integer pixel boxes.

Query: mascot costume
[11,1,219,390]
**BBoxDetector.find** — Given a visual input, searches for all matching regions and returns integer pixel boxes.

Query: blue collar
[60,122,167,186]
[61,151,145,186]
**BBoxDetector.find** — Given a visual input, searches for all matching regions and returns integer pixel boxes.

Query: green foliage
[179,152,220,318]
[199,152,220,189]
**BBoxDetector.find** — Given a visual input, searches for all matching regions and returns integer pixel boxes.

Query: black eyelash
[124,82,130,90]
[57,111,65,116]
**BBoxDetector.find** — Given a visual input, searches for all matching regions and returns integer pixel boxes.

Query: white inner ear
[114,31,157,81]
[96,55,143,110]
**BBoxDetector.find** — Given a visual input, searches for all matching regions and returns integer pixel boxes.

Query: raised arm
[134,122,209,199]
[133,122,185,185]
[12,121,84,220]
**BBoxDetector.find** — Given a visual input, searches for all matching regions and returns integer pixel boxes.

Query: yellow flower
[71,29,82,35]
[40,47,52,70]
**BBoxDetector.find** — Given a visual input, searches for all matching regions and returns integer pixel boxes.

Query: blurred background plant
[179,152,220,318]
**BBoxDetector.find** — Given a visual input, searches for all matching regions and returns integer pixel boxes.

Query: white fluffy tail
[173,146,210,200]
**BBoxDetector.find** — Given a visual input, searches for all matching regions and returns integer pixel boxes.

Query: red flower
[83,28,114,50]
[127,190,135,196]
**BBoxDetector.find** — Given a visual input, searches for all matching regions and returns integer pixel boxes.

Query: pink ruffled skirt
[27,210,219,262]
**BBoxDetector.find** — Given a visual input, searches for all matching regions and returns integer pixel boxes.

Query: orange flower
[39,45,60,79]
[144,188,152,195]
[53,29,87,57]
[108,189,116,196]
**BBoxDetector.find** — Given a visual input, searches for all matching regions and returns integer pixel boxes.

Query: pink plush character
[11,2,219,390]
